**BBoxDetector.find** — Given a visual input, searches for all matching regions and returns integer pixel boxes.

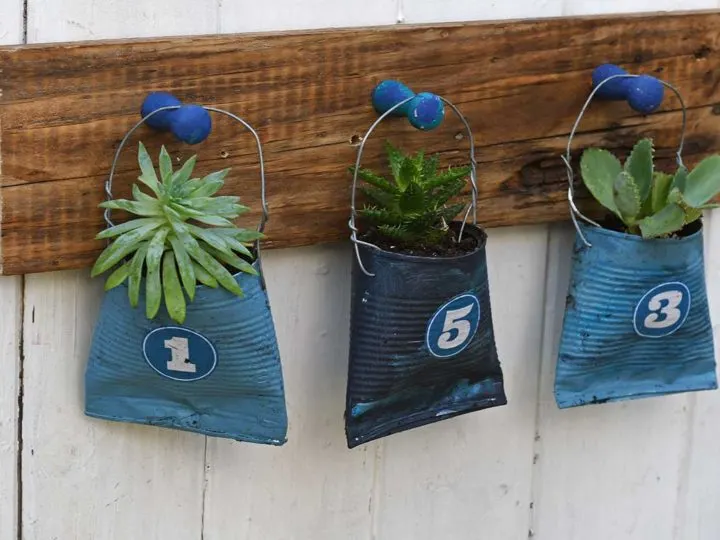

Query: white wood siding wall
[0,1,719,538]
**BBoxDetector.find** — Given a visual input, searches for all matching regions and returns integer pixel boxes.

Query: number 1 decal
[633,282,691,338]
[426,294,481,358]
[143,327,218,381]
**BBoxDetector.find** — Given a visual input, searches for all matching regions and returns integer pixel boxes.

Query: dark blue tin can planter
[555,222,717,408]
[85,105,288,444]
[86,263,288,444]
[345,223,507,448]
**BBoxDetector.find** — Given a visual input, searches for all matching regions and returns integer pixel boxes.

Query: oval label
[143,326,218,381]
[426,293,481,358]
[633,281,691,338]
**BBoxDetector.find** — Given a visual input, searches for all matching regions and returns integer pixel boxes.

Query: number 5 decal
[426,294,481,358]
[633,282,691,338]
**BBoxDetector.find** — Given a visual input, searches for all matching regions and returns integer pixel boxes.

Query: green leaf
[671,166,688,193]
[137,142,161,196]
[192,215,236,227]
[187,224,233,254]
[132,184,155,203]
[192,261,218,288]
[650,172,674,214]
[425,166,471,192]
[624,138,654,204]
[159,146,173,187]
[230,229,265,243]
[190,169,230,197]
[351,167,398,194]
[422,154,439,180]
[128,243,149,308]
[146,228,170,273]
[359,206,403,226]
[398,182,425,213]
[91,222,159,277]
[176,178,202,198]
[162,251,186,324]
[359,186,396,208]
[684,207,703,225]
[104,263,130,291]
[99,199,163,217]
[377,224,411,242]
[169,155,197,194]
[385,141,405,184]
[169,235,196,301]
[638,203,686,238]
[439,203,465,223]
[145,256,162,319]
[95,218,163,240]
[216,234,253,259]
[203,244,258,276]
[682,155,720,207]
[580,148,622,214]
[183,236,244,297]
[613,171,641,223]
[397,158,416,191]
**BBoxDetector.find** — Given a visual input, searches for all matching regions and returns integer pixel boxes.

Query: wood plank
[2,10,720,274]
[19,3,214,539]
[530,223,693,540]
[202,245,377,540]
[374,226,549,539]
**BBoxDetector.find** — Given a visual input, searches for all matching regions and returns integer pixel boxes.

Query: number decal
[426,294,481,358]
[143,327,217,381]
[633,282,691,338]
[164,337,196,373]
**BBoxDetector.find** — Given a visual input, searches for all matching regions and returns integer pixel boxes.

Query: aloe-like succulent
[351,141,471,248]
[91,142,263,324]
[580,138,720,238]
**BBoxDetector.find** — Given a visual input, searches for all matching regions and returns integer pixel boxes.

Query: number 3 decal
[426,294,481,358]
[633,282,691,338]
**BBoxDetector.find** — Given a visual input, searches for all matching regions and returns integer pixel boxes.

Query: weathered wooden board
[1,10,720,275]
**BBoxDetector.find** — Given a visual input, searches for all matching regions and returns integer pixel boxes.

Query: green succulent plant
[351,141,471,248]
[91,142,263,324]
[580,138,720,238]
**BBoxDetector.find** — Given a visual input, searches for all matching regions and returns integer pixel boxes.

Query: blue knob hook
[591,64,665,114]
[140,92,213,144]
[371,80,445,131]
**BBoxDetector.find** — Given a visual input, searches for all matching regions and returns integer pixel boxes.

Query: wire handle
[104,104,270,260]
[564,68,687,247]
[350,82,478,277]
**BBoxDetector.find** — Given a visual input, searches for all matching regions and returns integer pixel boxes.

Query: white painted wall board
[219,0,398,32]
[374,226,549,540]
[202,245,378,540]
[21,271,207,539]
[562,0,717,15]
[531,224,695,540]
[401,0,563,23]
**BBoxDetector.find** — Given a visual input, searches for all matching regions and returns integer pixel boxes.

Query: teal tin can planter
[555,222,717,408]
[346,223,506,448]
[556,69,718,408]
[86,262,288,444]
[85,102,288,444]
[346,85,506,448]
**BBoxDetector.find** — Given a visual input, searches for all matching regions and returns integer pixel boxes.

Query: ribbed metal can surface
[345,224,507,448]
[85,261,288,445]
[555,222,717,409]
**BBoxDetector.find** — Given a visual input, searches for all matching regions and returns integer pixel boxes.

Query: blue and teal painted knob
[140,92,212,144]
[591,64,664,114]
[371,80,445,130]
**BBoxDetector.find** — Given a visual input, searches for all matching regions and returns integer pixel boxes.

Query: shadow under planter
[345,223,507,448]
[555,221,718,408]
[85,263,288,444]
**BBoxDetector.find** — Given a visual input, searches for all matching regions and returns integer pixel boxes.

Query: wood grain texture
[2,10,720,274]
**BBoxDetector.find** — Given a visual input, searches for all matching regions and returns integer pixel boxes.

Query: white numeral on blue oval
[634,282,691,338]
[164,336,197,373]
[426,294,481,358]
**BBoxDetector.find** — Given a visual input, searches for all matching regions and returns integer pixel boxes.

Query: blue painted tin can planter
[85,103,288,444]
[555,222,717,408]
[86,263,288,444]
[345,223,507,448]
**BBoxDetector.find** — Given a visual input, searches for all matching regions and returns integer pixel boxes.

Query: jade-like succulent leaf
[624,138,654,204]
[613,171,641,223]
[682,155,720,207]
[580,148,622,214]
[638,203,686,238]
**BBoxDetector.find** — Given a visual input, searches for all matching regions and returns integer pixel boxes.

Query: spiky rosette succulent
[91,142,263,323]
[581,138,720,238]
[350,141,471,249]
